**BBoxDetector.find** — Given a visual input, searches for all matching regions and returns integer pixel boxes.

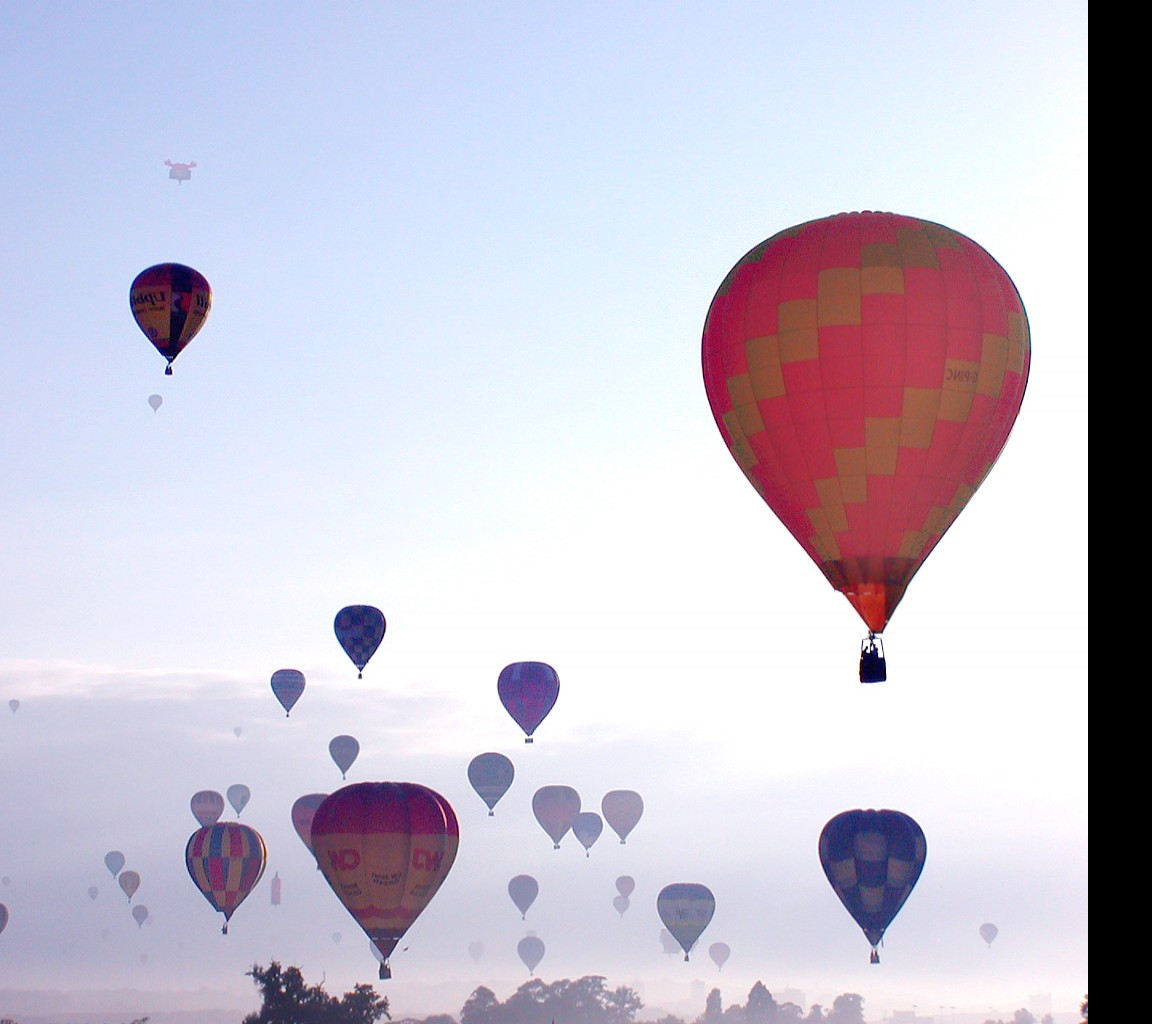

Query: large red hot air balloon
[185,822,267,934]
[130,263,212,375]
[702,212,1030,680]
[310,782,459,980]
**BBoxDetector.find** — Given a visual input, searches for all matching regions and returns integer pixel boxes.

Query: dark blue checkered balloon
[334,606,386,678]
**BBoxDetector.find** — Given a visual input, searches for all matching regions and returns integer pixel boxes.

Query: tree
[745,983,777,1024]
[460,987,500,1024]
[243,962,389,1024]
[460,977,643,1024]
[1080,994,1088,1023]
[701,988,723,1024]
[826,995,865,1024]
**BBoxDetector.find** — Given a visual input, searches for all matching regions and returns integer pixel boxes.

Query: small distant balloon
[333,606,386,678]
[291,793,329,856]
[709,941,731,970]
[467,752,515,815]
[271,873,282,906]
[104,851,125,877]
[332,931,342,944]
[190,790,225,828]
[0,905,8,934]
[518,935,545,974]
[616,875,635,898]
[468,940,484,963]
[119,870,141,903]
[130,263,212,375]
[980,922,999,947]
[164,159,196,183]
[328,735,360,779]
[148,394,163,412]
[498,662,559,743]
[233,726,243,738]
[657,883,716,962]
[88,886,99,901]
[572,811,603,856]
[602,790,644,843]
[8,700,18,713]
[132,904,149,928]
[508,874,539,919]
[613,894,630,917]
[270,669,306,716]
[227,784,251,817]
[532,785,580,849]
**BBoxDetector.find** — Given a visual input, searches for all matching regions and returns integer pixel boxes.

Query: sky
[0,2,1086,1022]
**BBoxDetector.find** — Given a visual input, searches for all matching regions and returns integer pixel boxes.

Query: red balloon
[130,263,212,375]
[702,212,1030,636]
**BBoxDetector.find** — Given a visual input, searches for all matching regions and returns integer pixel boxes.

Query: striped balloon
[185,823,266,934]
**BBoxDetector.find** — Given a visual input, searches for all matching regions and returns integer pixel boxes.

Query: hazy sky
[0,2,1085,1021]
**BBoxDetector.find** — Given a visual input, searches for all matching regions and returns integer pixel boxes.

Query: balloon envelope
[7,700,17,713]
[468,940,484,963]
[291,793,329,855]
[226,784,251,816]
[132,904,149,927]
[104,851,125,877]
[518,935,545,973]
[508,874,539,919]
[334,606,386,677]
[118,870,140,902]
[0,904,7,934]
[709,941,731,969]
[270,669,306,716]
[532,785,580,849]
[185,822,267,933]
[613,894,630,917]
[657,883,715,961]
[572,811,603,855]
[602,790,644,843]
[467,752,515,815]
[88,886,99,900]
[980,922,999,946]
[701,211,1030,635]
[130,263,212,374]
[310,782,459,979]
[819,808,927,959]
[329,735,360,779]
[148,394,163,412]
[190,790,225,828]
[616,875,635,898]
[497,662,559,742]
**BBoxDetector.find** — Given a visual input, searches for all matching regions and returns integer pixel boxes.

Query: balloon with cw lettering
[702,212,1030,673]
[518,935,545,974]
[185,822,267,934]
[819,808,926,963]
[508,874,538,919]
[130,263,212,375]
[602,790,644,843]
[467,752,514,815]
[532,785,580,849]
[270,669,305,716]
[334,606,386,678]
[657,883,715,962]
[132,904,149,927]
[291,793,329,856]
[104,851,125,877]
[329,735,360,779]
[226,784,251,816]
[310,782,459,980]
[709,941,731,970]
[118,870,140,902]
[498,662,559,743]
[572,811,603,856]
[980,922,999,947]
[190,790,225,828]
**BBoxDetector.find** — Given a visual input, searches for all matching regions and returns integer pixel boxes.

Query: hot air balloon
[119,870,140,902]
[572,812,603,857]
[980,922,999,947]
[657,883,716,962]
[334,606,386,678]
[468,940,484,963]
[271,669,306,716]
[165,159,196,182]
[291,793,329,857]
[190,790,225,828]
[233,726,243,738]
[497,662,559,743]
[148,394,163,412]
[0,905,8,934]
[104,851,125,877]
[185,822,267,934]
[701,212,1031,681]
[271,872,282,906]
[532,785,580,849]
[130,263,212,375]
[467,752,515,815]
[518,935,545,974]
[132,904,149,927]
[7,700,17,713]
[613,895,630,917]
[227,784,251,817]
[310,781,459,980]
[508,874,539,919]
[819,808,927,963]
[602,790,644,844]
[659,927,682,956]
[329,735,360,779]
[709,941,731,970]
[88,886,99,900]
[616,875,635,898]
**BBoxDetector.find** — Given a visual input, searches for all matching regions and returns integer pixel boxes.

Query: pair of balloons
[702,211,1030,671]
